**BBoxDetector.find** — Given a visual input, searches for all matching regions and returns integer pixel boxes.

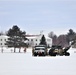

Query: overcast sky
[0,0,76,35]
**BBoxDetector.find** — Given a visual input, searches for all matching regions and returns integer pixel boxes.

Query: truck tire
[42,52,45,56]
[49,52,56,56]
[34,53,37,56]
[52,53,56,56]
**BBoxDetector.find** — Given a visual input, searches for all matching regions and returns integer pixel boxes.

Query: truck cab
[32,45,47,56]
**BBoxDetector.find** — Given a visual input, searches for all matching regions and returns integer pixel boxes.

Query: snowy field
[0,47,76,75]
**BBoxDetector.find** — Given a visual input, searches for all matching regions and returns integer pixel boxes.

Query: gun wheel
[65,52,70,56]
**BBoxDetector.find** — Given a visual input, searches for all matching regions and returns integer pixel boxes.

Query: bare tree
[48,31,55,38]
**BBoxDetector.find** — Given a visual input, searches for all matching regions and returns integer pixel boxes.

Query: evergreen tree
[6,25,27,53]
[67,29,76,43]
[40,35,47,45]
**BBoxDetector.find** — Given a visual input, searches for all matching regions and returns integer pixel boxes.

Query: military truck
[32,45,47,56]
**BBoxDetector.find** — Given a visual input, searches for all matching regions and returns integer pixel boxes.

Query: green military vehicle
[49,45,70,56]
[49,41,75,56]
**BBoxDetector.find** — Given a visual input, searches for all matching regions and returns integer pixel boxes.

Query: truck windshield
[35,47,45,50]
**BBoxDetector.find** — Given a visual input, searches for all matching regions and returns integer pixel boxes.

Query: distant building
[26,34,52,47]
[0,34,52,48]
[0,35,9,47]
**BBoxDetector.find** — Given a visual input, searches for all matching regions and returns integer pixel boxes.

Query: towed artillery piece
[49,41,75,56]
[49,45,70,56]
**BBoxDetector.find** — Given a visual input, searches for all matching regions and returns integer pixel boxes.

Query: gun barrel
[64,46,71,52]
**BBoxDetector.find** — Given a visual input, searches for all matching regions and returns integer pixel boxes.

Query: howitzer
[49,40,75,56]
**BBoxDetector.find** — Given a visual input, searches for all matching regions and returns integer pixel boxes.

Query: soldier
[1,48,3,53]
[24,47,26,53]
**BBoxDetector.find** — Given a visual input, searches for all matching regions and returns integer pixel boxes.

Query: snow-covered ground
[0,47,76,75]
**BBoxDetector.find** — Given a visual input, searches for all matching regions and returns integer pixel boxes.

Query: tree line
[48,29,76,47]
[0,25,76,50]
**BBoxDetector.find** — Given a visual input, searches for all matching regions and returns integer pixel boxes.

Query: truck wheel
[42,52,45,56]
[34,53,37,56]
[52,53,56,56]
[34,54,37,56]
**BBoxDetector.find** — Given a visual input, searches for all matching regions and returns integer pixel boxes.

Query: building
[0,34,52,48]
[0,35,9,47]
[26,34,52,47]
